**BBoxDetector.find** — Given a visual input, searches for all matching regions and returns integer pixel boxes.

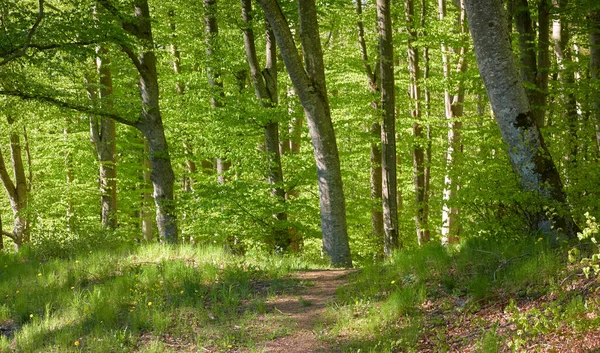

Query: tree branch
[0,90,139,127]
[120,44,143,72]
[0,0,45,66]
[96,0,140,35]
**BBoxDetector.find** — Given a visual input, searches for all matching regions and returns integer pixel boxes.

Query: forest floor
[239,269,356,353]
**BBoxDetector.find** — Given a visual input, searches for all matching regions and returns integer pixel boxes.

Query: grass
[324,237,600,352]
[0,243,319,352]
[2,235,599,352]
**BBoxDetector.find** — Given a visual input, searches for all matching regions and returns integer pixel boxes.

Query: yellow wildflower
[74,340,80,346]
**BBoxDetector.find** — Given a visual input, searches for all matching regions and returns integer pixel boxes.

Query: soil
[245,269,356,353]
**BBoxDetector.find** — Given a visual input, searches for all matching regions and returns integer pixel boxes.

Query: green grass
[0,244,318,352]
[325,237,598,352]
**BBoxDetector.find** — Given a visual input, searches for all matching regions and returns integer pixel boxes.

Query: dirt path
[248,269,356,353]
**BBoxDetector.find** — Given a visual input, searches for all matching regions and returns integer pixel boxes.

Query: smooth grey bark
[256,0,352,267]
[406,0,429,245]
[88,46,118,229]
[241,0,289,251]
[98,0,177,243]
[439,0,467,245]
[377,0,399,255]
[356,0,384,244]
[591,9,600,153]
[0,118,30,250]
[421,0,432,248]
[465,0,578,237]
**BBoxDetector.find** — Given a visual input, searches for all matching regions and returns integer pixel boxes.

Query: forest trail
[246,269,356,353]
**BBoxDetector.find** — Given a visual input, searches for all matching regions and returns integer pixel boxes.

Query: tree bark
[464,0,578,237]
[377,0,399,255]
[241,0,289,251]
[439,0,467,245]
[406,0,429,245]
[256,0,352,267]
[552,0,578,170]
[168,10,196,193]
[89,46,118,229]
[356,0,384,245]
[142,138,154,241]
[0,117,30,249]
[591,9,600,153]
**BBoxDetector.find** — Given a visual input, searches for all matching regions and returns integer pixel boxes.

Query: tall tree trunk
[421,0,432,248]
[552,0,578,170]
[89,46,118,230]
[0,117,30,250]
[356,0,384,245]
[406,0,429,245]
[591,9,600,153]
[439,0,467,245]
[464,0,578,237]
[97,0,178,243]
[241,0,289,251]
[168,10,196,193]
[377,0,399,255]
[204,0,231,187]
[257,0,352,267]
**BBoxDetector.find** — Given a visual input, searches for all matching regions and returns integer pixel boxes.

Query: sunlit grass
[0,243,319,352]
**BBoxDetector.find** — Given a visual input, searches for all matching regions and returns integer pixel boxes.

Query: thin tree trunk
[168,10,196,193]
[64,122,75,229]
[91,46,118,229]
[406,0,429,245]
[464,0,579,237]
[421,0,432,247]
[377,0,399,255]
[591,9,600,153]
[553,0,578,170]
[241,0,289,250]
[440,0,467,245]
[356,0,384,244]
[0,117,30,249]
[257,0,352,267]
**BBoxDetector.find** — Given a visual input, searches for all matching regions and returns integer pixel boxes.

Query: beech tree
[256,0,352,267]
[240,0,289,250]
[464,0,578,236]
[377,0,400,254]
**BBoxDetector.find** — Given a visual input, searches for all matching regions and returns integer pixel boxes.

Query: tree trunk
[356,0,384,245]
[90,46,118,230]
[406,0,429,245]
[142,138,154,241]
[591,9,600,153]
[439,0,467,245]
[377,0,399,255]
[241,0,289,251]
[464,0,578,237]
[97,0,178,243]
[553,0,579,174]
[168,10,196,193]
[421,0,432,249]
[257,0,352,267]
[0,117,30,250]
